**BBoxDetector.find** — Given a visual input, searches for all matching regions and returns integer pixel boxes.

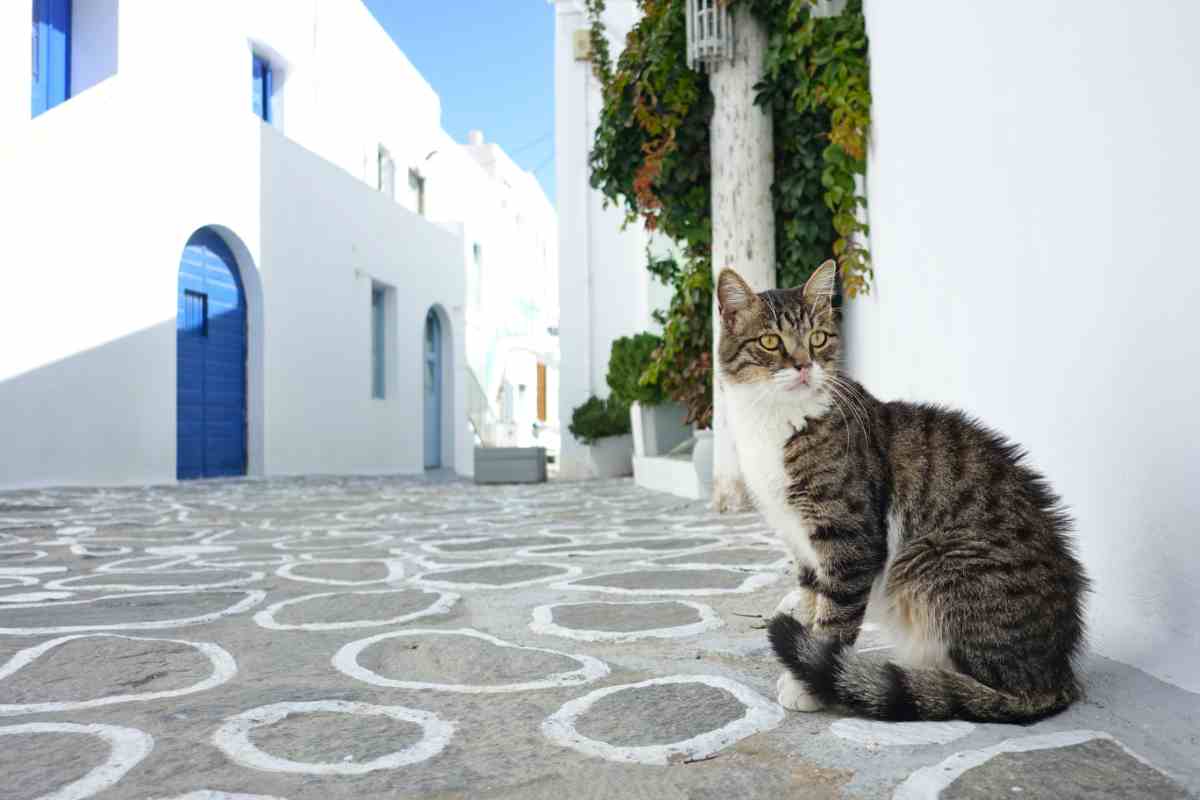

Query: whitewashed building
[553,0,673,479]
[0,0,556,489]
[554,0,1200,697]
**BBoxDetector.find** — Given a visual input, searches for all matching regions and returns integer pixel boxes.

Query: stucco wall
[554,0,673,478]
[260,129,468,478]
[853,0,1200,692]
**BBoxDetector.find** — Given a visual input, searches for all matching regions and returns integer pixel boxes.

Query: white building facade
[0,0,555,489]
[553,0,674,479]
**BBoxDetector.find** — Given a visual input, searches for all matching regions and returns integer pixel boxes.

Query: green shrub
[607,333,666,407]
[568,395,631,445]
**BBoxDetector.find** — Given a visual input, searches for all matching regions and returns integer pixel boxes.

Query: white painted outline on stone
[46,568,264,593]
[212,700,453,775]
[334,628,610,693]
[828,718,975,748]
[635,546,790,571]
[195,555,298,569]
[516,536,727,560]
[541,674,785,765]
[145,545,238,557]
[552,567,782,596]
[0,565,67,576]
[0,591,75,604]
[254,588,459,632]
[272,532,394,552]
[94,556,199,573]
[69,543,133,558]
[0,721,154,800]
[412,559,583,590]
[529,600,724,642]
[892,729,1169,800]
[417,533,579,557]
[0,575,39,588]
[0,549,49,563]
[0,589,266,635]
[0,633,237,716]
[152,792,288,800]
[275,556,405,587]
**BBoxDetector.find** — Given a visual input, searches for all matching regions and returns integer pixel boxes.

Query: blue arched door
[424,310,442,469]
[177,229,247,480]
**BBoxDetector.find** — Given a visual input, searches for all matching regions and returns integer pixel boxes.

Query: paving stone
[942,739,1190,800]
[573,682,749,747]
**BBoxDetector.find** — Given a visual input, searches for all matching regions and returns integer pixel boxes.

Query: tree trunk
[709,5,776,512]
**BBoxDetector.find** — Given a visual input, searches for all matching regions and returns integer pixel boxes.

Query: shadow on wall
[0,319,177,489]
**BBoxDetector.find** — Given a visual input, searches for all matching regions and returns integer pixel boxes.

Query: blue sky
[363,1,558,204]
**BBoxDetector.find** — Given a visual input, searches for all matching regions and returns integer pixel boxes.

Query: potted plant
[568,395,633,478]
[607,333,690,458]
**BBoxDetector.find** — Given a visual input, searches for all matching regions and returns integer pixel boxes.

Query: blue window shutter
[371,289,386,398]
[32,0,70,118]
[252,54,272,123]
[252,55,264,120]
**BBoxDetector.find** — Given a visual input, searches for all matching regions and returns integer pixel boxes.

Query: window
[371,287,387,399]
[31,0,71,118]
[252,53,273,124]
[469,243,483,308]
[408,169,426,216]
[378,146,396,200]
[183,291,208,337]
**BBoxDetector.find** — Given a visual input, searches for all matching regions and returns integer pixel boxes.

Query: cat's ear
[717,269,756,328]
[802,260,837,309]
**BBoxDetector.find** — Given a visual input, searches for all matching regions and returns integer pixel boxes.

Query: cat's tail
[767,614,1076,724]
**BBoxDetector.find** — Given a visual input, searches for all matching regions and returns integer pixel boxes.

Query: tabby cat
[717,261,1088,722]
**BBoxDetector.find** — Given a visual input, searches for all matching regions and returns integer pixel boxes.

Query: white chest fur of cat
[724,381,831,572]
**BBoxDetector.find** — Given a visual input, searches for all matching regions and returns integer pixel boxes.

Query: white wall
[261,129,468,478]
[554,0,673,478]
[855,0,1200,692]
[71,0,120,96]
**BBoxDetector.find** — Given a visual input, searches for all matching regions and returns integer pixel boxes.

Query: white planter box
[585,434,634,478]
[630,401,692,458]
[633,454,702,500]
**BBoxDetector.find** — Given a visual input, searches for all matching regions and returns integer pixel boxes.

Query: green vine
[583,0,870,425]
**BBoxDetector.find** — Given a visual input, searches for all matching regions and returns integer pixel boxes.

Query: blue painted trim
[252,53,272,124]
[32,0,71,118]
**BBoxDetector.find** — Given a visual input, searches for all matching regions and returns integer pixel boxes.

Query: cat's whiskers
[825,376,870,445]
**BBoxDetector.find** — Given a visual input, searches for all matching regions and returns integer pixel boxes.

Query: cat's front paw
[773,588,816,625]
[776,670,824,712]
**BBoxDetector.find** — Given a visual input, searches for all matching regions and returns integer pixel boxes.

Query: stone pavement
[0,475,1196,800]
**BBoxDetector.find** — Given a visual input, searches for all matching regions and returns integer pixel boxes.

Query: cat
[717,261,1088,722]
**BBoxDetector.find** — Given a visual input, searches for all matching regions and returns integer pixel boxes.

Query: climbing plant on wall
[584,0,871,424]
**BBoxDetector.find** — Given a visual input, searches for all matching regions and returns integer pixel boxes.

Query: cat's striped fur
[717,261,1088,723]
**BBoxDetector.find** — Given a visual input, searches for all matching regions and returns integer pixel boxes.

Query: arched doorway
[423,309,442,469]
[177,228,248,479]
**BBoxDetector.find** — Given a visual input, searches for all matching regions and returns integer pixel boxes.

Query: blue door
[423,310,442,469]
[177,230,247,480]
[31,0,71,117]
[251,54,272,123]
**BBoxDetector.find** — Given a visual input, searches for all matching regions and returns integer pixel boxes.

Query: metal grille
[686,0,734,71]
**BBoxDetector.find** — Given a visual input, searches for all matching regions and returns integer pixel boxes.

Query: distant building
[0,0,556,489]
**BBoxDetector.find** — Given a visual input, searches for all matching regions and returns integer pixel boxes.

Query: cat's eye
[810,331,829,348]
[758,334,782,351]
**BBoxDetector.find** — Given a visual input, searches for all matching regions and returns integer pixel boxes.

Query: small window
[408,169,426,216]
[252,53,273,123]
[378,146,396,200]
[184,290,208,337]
[469,243,483,308]
[371,286,387,399]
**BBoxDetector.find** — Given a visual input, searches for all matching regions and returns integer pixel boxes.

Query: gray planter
[585,434,634,478]
[474,447,547,484]
[630,401,692,458]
